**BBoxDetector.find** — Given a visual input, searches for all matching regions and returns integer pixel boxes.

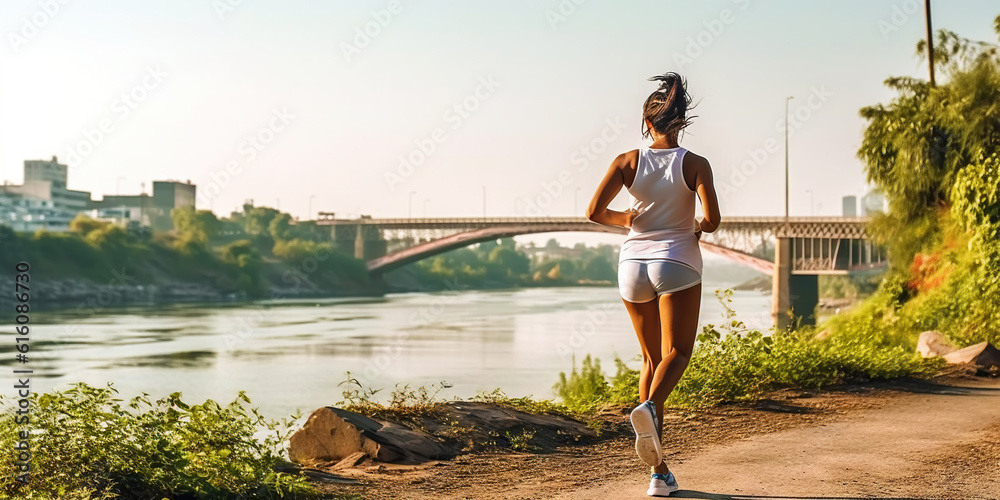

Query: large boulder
[942,342,1000,374]
[917,331,958,358]
[288,407,455,466]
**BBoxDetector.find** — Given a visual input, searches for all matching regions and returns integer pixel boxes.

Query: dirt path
[320,377,1000,499]
[555,379,1000,500]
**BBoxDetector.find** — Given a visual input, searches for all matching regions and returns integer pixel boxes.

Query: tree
[220,239,264,294]
[858,20,1000,224]
[858,19,1000,270]
[171,206,220,246]
[69,214,111,236]
[243,206,281,236]
[582,255,616,281]
[268,213,293,241]
[488,246,530,278]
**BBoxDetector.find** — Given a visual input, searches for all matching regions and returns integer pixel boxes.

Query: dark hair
[642,72,695,140]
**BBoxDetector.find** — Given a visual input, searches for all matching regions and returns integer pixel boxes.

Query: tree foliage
[172,206,220,246]
[847,16,1000,346]
[859,24,1000,225]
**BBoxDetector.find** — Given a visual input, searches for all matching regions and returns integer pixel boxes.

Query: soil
[312,371,1000,499]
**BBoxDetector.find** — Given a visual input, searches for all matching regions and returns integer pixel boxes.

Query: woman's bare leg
[649,282,702,474]
[621,297,662,402]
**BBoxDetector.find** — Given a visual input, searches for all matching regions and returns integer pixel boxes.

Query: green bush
[553,289,941,411]
[0,383,317,500]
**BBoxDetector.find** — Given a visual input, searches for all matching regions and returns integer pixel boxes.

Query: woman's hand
[623,208,638,228]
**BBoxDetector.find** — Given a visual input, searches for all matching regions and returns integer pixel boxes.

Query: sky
[2,0,998,246]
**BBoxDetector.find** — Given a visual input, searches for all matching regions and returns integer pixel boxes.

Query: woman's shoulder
[613,149,641,169]
[681,149,711,170]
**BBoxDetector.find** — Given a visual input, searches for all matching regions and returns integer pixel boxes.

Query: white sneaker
[629,400,662,466]
[647,471,679,497]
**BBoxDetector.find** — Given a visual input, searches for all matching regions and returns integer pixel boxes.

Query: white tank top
[618,146,703,274]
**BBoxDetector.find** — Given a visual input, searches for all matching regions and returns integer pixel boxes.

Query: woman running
[585,71,720,497]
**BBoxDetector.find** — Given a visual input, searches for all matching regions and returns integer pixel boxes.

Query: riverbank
[311,370,1000,499]
[0,272,616,314]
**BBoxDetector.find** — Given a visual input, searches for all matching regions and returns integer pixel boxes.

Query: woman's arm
[690,154,721,233]
[585,152,637,228]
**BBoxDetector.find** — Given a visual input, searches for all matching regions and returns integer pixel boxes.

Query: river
[10,265,771,419]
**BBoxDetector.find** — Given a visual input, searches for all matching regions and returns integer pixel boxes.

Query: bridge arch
[367,223,773,275]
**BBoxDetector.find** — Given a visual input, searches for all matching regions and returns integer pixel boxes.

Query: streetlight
[408,191,416,218]
[784,96,794,230]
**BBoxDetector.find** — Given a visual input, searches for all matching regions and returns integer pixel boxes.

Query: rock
[330,451,366,470]
[288,402,598,467]
[917,331,957,358]
[432,401,596,450]
[288,407,454,466]
[942,342,1000,373]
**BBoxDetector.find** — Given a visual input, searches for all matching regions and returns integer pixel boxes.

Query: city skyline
[2,1,997,230]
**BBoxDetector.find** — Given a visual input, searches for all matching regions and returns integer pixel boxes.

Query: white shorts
[618,259,702,303]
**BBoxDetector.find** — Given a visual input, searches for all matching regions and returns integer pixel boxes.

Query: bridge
[317,215,885,330]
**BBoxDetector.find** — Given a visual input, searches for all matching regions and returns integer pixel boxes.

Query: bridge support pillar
[772,237,792,331]
[789,274,818,328]
[353,224,388,261]
[354,225,365,260]
[771,237,818,330]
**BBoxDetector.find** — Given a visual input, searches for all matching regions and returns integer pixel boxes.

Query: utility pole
[925,0,936,86]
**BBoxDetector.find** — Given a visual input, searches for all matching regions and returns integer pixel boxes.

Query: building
[0,192,77,232]
[0,156,91,232]
[842,195,858,217]
[89,180,196,232]
[24,157,69,186]
[1,156,92,212]
[0,156,197,233]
